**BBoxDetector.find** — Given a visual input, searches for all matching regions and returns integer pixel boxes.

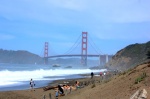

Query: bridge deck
[47,54,113,58]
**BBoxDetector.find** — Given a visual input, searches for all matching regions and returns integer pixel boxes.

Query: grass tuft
[134,72,147,84]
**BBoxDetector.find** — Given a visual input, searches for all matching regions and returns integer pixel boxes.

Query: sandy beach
[0,74,109,99]
[0,63,150,99]
[0,78,92,99]
[0,75,102,99]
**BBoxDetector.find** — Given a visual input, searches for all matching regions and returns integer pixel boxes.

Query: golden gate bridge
[43,32,113,66]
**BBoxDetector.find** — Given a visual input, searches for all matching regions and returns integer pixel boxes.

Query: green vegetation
[107,41,150,70]
[135,72,147,84]
[128,41,149,57]
[146,50,150,59]
[146,50,150,67]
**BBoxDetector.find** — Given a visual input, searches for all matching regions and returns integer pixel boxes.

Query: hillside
[0,63,149,99]
[106,41,150,70]
[0,49,43,64]
[60,63,150,99]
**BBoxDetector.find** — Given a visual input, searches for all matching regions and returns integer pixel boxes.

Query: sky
[0,0,150,57]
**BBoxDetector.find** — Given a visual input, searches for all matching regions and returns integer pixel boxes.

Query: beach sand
[0,63,150,99]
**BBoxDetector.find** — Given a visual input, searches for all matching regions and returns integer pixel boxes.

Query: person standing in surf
[30,78,35,91]
[91,72,94,79]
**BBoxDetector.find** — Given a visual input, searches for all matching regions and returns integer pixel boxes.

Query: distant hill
[0,49,99,66]
[106,41,150,70]
[0,49,43,64]
[48,58,99,67]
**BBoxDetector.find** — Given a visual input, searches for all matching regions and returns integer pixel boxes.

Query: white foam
[0,81,20,86]
[0,69,107,86]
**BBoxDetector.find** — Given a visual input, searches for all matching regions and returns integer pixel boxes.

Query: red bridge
[48,54,100,58]
[44,32,113,66]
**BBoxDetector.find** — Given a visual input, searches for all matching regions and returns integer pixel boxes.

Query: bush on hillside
[135,72,147,84]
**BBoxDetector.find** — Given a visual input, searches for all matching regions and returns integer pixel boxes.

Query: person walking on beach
[30,78,35,91]
[91,72,94,79]
[99,72,103,82]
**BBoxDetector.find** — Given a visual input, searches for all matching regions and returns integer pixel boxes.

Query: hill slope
[0,49,43,64]
[60,63,150,99]
[106,41,150,70]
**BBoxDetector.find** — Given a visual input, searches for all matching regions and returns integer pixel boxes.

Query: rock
[130,90,139,99]
[139,89,147,99]
[130,89,147,99]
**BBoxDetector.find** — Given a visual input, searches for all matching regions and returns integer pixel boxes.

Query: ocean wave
[0,68,107,86]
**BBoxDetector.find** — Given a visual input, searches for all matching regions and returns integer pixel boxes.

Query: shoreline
[47,73,92,86]
[0,71,108,91]
[0,73,90,92]
[0,63,149,99]
[0,75,103,99]
[0,70,114,99]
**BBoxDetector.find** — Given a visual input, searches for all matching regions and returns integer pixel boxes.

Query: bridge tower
[44,42,48,64]
[100,55,106,66]
[81,32,88,66]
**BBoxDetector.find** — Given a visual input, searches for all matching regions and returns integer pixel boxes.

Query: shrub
[135,72,147,84]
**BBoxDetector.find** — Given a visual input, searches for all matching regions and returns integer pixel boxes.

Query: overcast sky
[0,0,150,56]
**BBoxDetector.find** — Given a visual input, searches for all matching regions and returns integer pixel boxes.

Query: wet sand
[0,75,103,99]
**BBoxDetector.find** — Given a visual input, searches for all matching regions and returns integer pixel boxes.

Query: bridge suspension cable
[88,40,100,55]
[88,34,104,55]
[63,33,104,55]
[64,34,82,55]
[48,43,58,55]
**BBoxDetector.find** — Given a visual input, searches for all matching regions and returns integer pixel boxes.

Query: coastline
[0,73,89,92]
[1,64,149,99]
[0,75,102,99]
[0,69,113,99]
[1,63,149,99]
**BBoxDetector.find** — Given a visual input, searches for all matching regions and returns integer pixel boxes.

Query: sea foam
[0,69,107,86]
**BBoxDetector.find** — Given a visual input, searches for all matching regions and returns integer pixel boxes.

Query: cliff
[106,41,150,70]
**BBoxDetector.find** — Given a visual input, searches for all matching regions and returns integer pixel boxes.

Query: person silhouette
[91,72,94,79]
[30,78,35,91]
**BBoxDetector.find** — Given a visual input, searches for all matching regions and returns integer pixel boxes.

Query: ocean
[0,63,106,91]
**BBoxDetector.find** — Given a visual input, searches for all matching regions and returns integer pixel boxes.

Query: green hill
[106,41,150,70]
